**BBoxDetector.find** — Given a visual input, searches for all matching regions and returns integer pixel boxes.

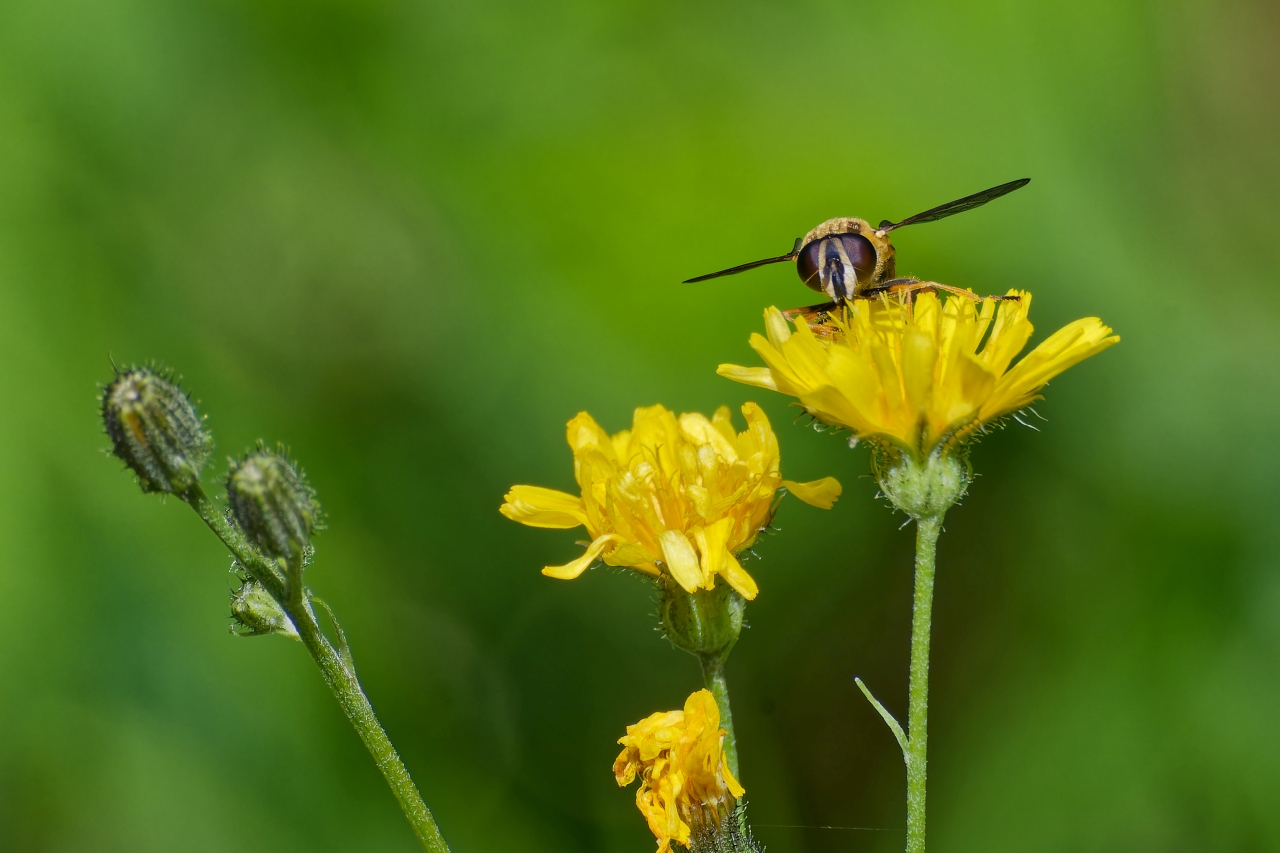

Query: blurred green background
[2,0,1278,850]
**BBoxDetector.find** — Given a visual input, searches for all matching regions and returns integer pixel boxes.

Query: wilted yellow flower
[614,689,745,853]
[501,403,840,600]
[718,291,1118,457]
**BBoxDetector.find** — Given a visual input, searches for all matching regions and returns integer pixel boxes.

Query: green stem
[699,652,739,779]
[183,487,450,853]
[905,513,943,853]
[289,596,450,853]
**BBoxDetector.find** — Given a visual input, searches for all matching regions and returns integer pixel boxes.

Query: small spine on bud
[230,573,299,638]
[226,446,320,562]
[102,367,213,494]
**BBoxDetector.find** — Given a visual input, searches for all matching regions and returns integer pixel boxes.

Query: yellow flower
[613,689,745,853]
[501,403,840,600]
[717,291,1118,456]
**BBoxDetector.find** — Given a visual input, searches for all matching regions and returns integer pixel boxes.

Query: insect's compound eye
[838,234,878,279]
[796,233,878,293]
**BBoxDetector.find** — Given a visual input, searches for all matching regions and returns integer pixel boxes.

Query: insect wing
[682,238,802,283]
[879,178,1030,232]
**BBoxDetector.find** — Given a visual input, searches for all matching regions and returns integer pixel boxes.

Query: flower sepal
[682,802,764,853]
[660,580,745,659]
[874,448,969,520]
[102,367,213,495]
[229,574,299,639]
[226,445,321,570]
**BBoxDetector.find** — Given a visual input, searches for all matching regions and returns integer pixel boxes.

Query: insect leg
[781,301,840,322]
[865,280,1019,302]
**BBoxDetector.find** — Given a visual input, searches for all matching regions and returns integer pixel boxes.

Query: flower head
[718,291,1118,458]
[501,403,840,600]
[226,445,320,563]
[102,367,213,494]
[613,689,745,853]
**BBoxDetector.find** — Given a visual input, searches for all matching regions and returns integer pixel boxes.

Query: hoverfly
[684,178,1030,319]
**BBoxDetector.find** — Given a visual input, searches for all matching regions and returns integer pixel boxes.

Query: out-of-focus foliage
[0,1,1277,851]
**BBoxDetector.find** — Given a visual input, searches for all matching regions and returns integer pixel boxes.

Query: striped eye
[796,234,877,295]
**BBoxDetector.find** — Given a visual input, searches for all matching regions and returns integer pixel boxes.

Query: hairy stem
[906,513,943,853]
[288,597,450,853]
[700,651,739,779]
[183,486,450,853]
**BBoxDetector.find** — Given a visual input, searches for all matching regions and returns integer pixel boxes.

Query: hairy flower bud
[874,449,969,520]
[226,447,319,561]
[689,803,764,853]
[660,581,745,658]
[230,575,298,638]
[102,367,213,494]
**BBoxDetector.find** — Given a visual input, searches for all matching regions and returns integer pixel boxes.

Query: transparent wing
[683,238,801,283]
[879,178,1030,232]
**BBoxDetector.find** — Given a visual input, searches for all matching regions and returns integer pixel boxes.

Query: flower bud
[874,449,969,520]
[660,581,745,658]
[230,575,298,638]
[226,447,319,561]
[690,802,763,853]
[102,367,213,494]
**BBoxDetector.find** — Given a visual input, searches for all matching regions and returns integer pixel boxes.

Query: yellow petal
[748,332,808,396]
[610,428,633,463]
[683,689,720,725]
[614,747,638,786]
[542,533,622,580]
[815,346,885,434]
[659,529,704,593]
[499,485,587,529]
[603,542,658,568]
[737,403,781,483]
[981,317,1119,420]
[869,334,906,425]
[566,411,614,458]
[901,324,937,426]
[927,350,996,442]
[976,291,1033,375]
[779,315,836,389]
[693,518,735,588]
[763,305,792,348]
[782,476,842,509]
[628,562,663,578]
[913,290,940,338]
[720,551,758,600]
[710,405,738,446]
[679,412,738,463]
[722,756,745,798]
[631,405,683,476]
